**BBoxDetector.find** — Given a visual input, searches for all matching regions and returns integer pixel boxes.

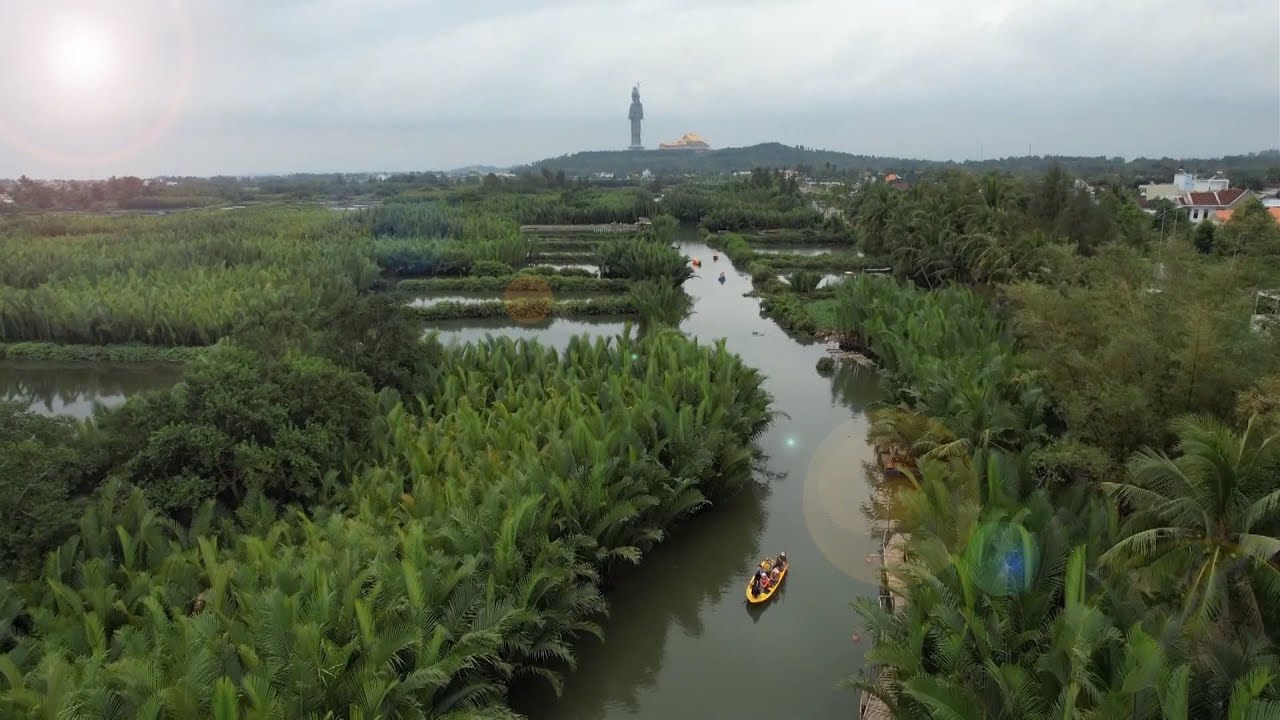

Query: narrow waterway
[509,230,884,719]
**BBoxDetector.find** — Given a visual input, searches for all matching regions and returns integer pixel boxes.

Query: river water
[0,361,183,419]
[508,230,884,719]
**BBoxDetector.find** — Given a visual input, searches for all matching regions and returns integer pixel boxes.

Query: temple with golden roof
[659,132,710,151]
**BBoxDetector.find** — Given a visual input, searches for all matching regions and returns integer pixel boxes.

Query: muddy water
[0,361,183,419]
[508,229,883,719]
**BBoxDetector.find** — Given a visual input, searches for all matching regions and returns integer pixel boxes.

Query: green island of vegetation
[3,157,1280,717]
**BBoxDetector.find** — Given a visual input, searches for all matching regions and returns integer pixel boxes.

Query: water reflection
[0,361,183,419]
[513,229,883,719]
[512,481,770,717]
[424,316,633,352]
[406,291,613,308]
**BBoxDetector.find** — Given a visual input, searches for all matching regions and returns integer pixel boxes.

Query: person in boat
[718,271,726,284]
[775,551,787,570]
[758,572,772,592]
[752,568,767,595]
[713,253,719,261]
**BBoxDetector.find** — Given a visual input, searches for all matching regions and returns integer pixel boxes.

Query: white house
[1181,188,1249,223]
[1140,169,1247,223]
[1140,169,1230,203]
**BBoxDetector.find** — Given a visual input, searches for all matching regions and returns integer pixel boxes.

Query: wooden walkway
[858,450,911,720]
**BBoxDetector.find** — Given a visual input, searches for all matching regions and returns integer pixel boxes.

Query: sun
[48,24,115,90]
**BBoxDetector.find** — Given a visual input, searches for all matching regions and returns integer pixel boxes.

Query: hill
[524,143,1280,186]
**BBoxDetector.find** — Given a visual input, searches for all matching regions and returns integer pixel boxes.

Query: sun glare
[48,24,115,90]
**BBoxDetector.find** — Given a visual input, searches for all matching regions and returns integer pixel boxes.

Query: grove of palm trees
[823,172,1280,717]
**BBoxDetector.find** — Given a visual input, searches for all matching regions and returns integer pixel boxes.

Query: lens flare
[49,25,114,90]
[800,418,883,584]
[964,520,1039,597]
[502,276,553,325]
[0,0,194,168]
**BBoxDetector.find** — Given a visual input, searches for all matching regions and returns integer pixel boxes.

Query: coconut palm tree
[1101,414,1280,639]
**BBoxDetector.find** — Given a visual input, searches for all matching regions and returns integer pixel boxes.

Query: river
[507,230,884,719]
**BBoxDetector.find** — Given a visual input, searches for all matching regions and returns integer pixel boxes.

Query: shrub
[759,293,817,336]
[788,270,824,293]
[816,356,836,375]
[472,260,515,277]
[598,239,692,286]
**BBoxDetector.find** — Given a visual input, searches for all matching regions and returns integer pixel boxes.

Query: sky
[1,0,1278,178]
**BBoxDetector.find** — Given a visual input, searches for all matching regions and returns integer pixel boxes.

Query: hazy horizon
[3,0,1278,179]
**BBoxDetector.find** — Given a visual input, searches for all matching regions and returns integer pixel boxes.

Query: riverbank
[408,296,637,321]
[0,342,200,363]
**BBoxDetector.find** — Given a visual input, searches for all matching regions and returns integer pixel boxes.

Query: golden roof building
[659,132,710,151]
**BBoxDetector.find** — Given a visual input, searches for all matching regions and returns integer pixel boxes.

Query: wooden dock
[858,447,912,720]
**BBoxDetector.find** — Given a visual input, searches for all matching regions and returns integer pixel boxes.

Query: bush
[0,342,200,363]
[374,238,474,276]
[719,233,757,263]
[0,402,84,576]
[816,356,836,375]
[598,239,692,286]
[472,260,515,277]
[759,293,817,337]
[750,266,777,285]
[788,270,824,293]
[87,343,376,516]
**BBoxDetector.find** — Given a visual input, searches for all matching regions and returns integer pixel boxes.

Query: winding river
[510,230,884,719]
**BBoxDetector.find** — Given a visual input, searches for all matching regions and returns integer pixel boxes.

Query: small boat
[745,558,788,604]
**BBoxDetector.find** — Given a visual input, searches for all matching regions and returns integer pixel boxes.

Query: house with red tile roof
[1213,207,1280,225]
[1179,187,1250,223]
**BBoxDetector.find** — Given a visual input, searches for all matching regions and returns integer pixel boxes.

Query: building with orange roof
[1213,207,1280,225]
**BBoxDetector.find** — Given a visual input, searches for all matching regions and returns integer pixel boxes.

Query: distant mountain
[445,164,510,176]
[521,143,1280,185]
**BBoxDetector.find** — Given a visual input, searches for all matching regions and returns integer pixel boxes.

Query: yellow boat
[745,558,788,604]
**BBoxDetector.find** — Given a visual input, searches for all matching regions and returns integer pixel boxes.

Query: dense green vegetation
[0,342,201,362]
[0,188,771,718]
[831,171,1280,716]
[662,168,841,234]
[0,329,772,717]
[0,208,379,346]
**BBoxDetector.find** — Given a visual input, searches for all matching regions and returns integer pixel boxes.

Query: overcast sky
[2,0,1278,178]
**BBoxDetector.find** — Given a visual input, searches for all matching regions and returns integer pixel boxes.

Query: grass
[0,342,202,363]
[804,298,842,333]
